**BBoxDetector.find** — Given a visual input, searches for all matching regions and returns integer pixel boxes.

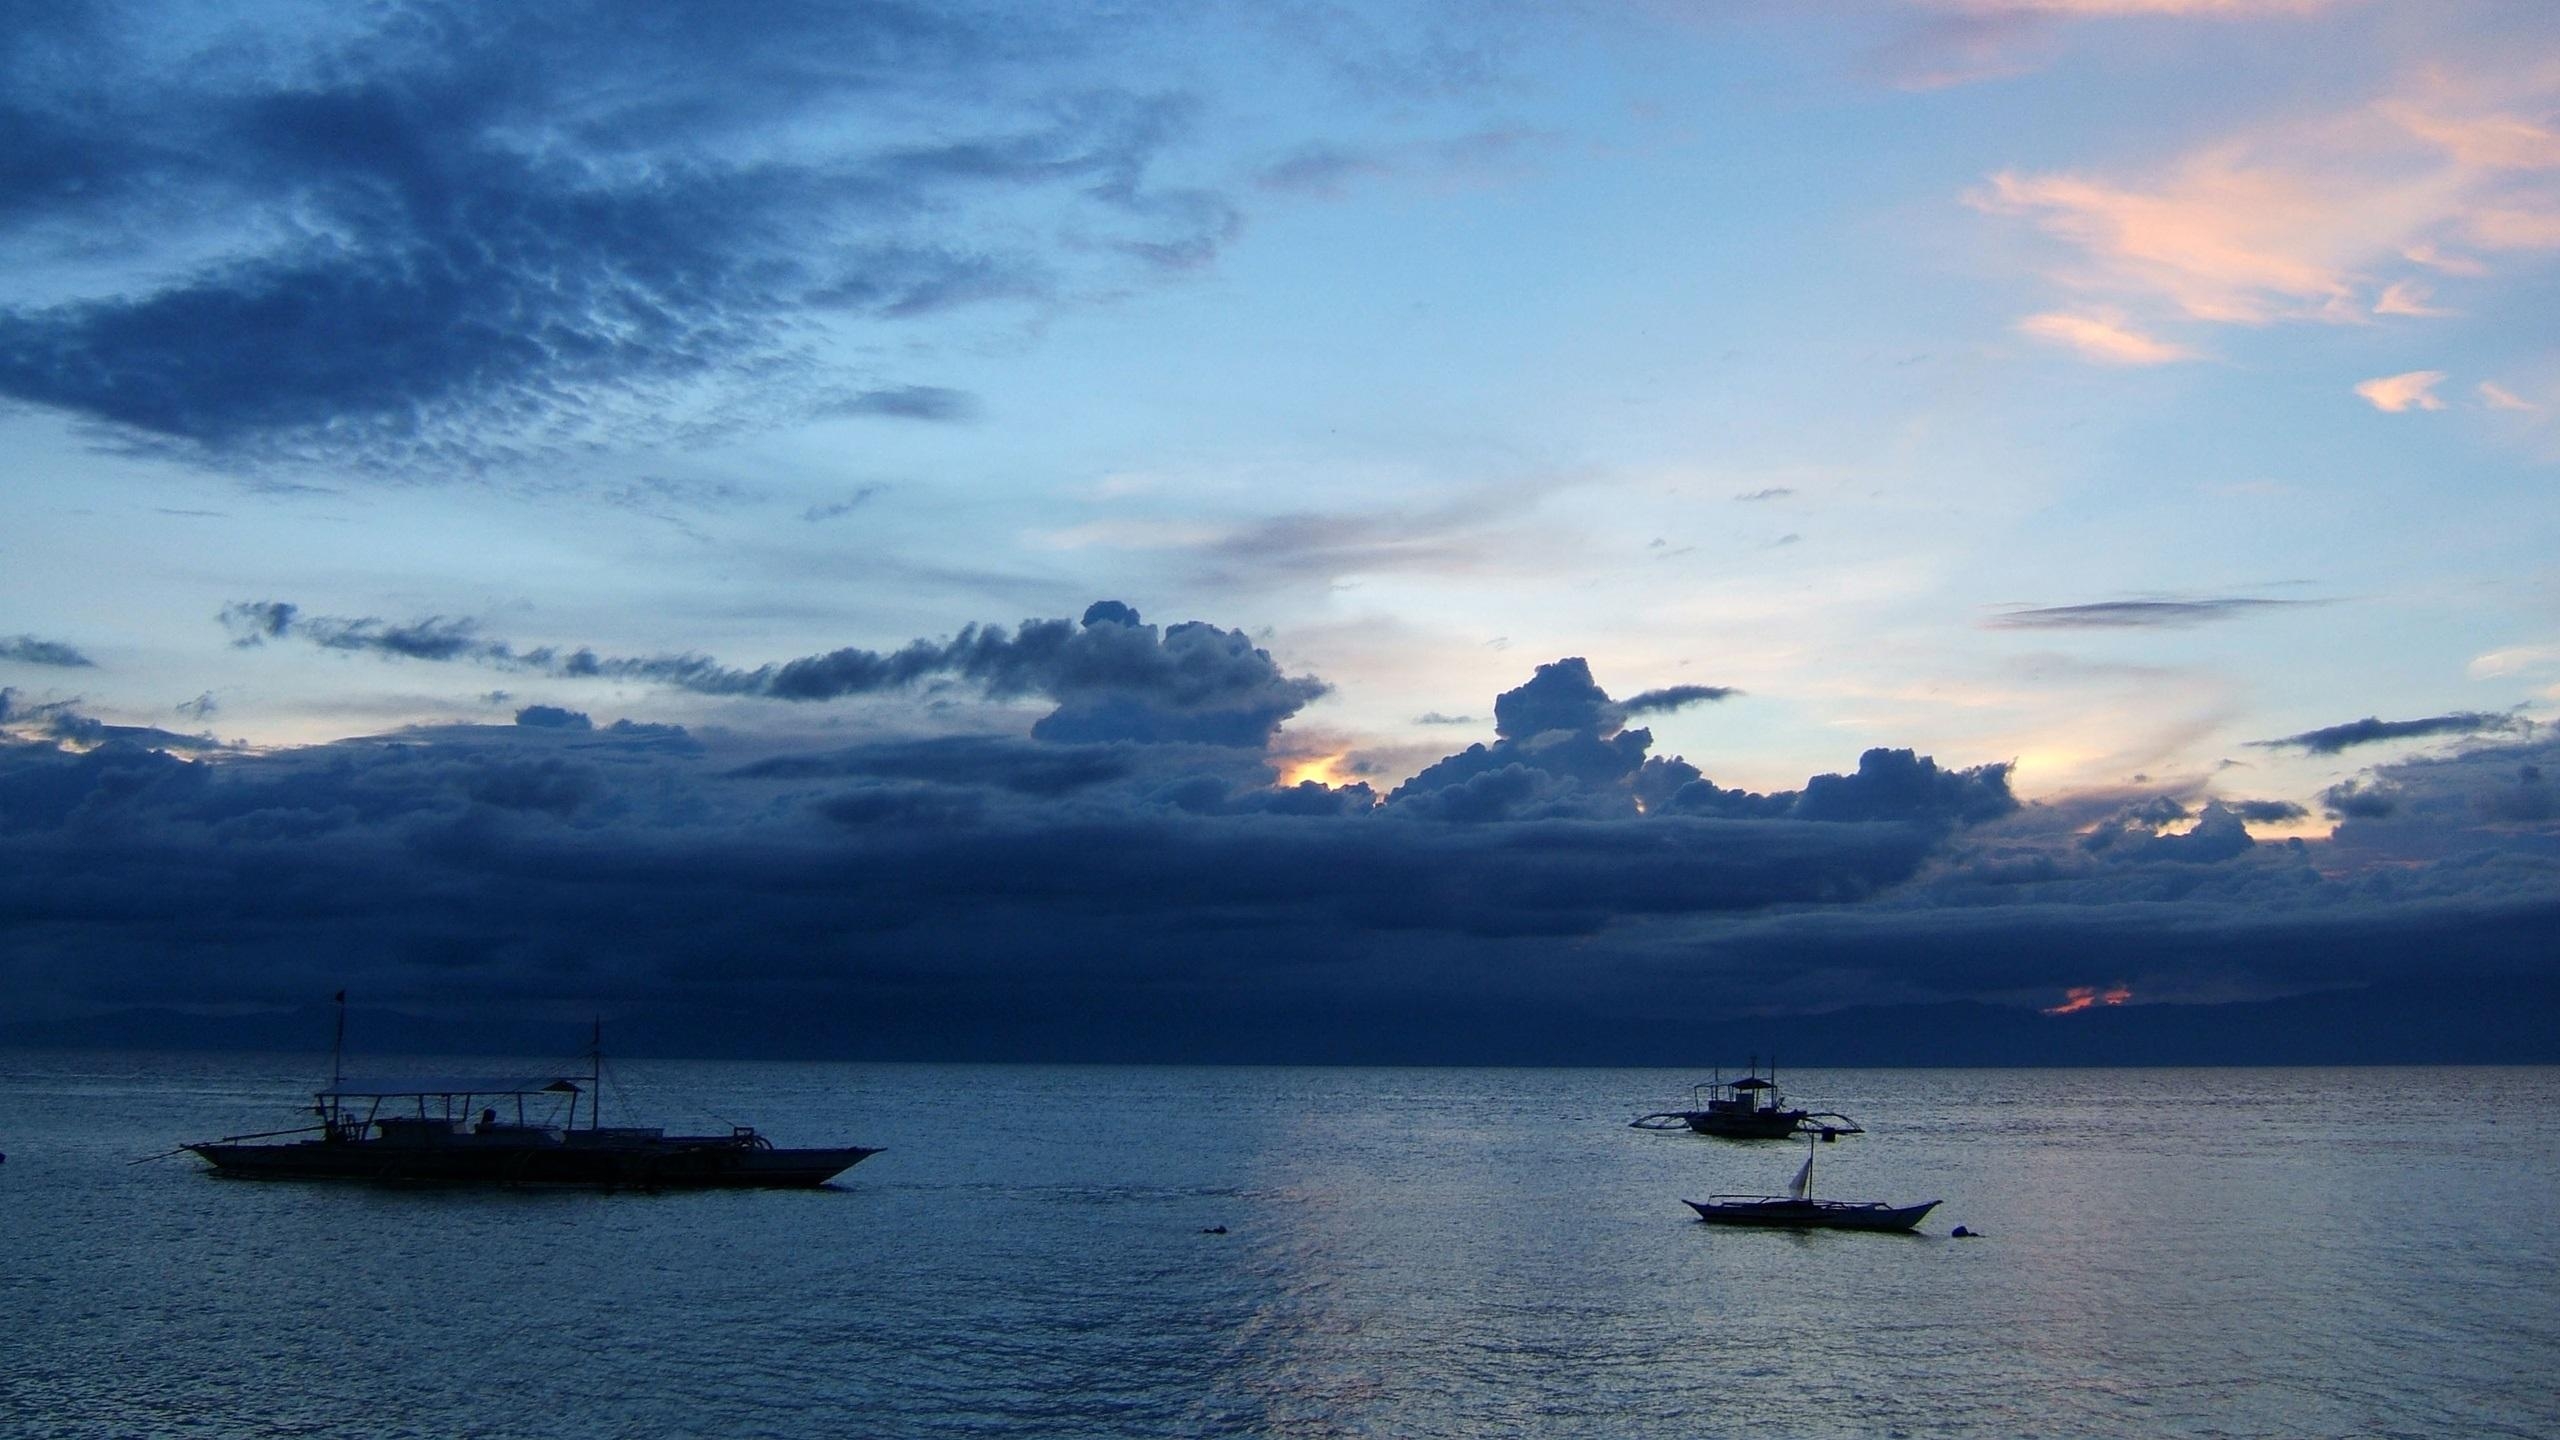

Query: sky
[3,0,2556,1060]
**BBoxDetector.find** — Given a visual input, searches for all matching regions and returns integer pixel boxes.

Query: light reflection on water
[2,1057,2554,1438]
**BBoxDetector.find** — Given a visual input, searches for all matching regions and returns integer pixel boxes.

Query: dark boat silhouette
[183,1007,878,1189]
[1684,1136,1936,1233]
[1631,1060,1863,1141]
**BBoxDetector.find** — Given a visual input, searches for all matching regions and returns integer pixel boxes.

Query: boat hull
[1680,1110,1808,1139]
[1683,1197,1939,1232]
[188,1139,880,1189]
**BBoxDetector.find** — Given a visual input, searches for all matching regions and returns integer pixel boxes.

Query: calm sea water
[1,1056,2554,1439]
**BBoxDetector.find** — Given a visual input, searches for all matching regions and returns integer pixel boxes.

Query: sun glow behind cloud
[2044,984,2135,1015]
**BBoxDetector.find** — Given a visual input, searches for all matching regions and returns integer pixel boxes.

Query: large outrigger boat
[181,1008,878,1190]
[1630,1061,1863,1141]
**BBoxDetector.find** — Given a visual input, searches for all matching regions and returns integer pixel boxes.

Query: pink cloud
[2353,371,2448,412]
[2479,381,2542,412]
[2016,308,2201,364]
[1974,65,2560,335]
[2373,279,2453,316]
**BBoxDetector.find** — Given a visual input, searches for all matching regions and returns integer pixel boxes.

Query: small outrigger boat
[179,1006,879,1190]
[1684,1136,1937,1233]
[1630,1061,1862,1141]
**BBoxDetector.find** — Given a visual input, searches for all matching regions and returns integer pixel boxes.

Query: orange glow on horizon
[1277,751,1356,789]
[2044,983,2135,1016]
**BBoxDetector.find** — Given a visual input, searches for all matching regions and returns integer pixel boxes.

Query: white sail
[1788,1154,1813,1200]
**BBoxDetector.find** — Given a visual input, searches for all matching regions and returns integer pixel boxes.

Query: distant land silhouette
[7,976,2554,1066]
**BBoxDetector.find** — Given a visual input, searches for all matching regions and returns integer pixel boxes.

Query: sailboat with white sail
[1684,1134,1937,1232]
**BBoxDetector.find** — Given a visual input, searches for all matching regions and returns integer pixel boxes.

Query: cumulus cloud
[223,599,1331,749]
[1388,658,2010,833]
[5,645,2555,1060]
[2257,711,2527,754]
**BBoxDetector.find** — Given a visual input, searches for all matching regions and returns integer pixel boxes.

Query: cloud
[513,705,593,732]
[1733,487,1796,502]
[1973,66,2560,337]
[0,4,1241,470]
[223,598,1331,749]
[2256,711,2527,755]
[2016,309,2199,365]
[1,636,95,668]
[1388,657,2010,832]
[2372,279,2454,317]
[2478,381,2542,413]
[816,387,980,423]
[1986,597,2310,629]
[2354,371,2448,413]
[0,688,229,752]
[6,643,2556,1060]
[2226,798,2307,824]
[1253,128,1553,199]
[1619,684,1741,717]
[2470,645,2560,679]
[803,487,885,522]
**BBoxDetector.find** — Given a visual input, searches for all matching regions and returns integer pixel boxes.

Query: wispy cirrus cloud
[2016,308,2200,364]
[1986,597,2314,629]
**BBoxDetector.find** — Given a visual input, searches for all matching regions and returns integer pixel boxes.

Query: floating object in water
[178,1005,878,1190]
[1684,1135,1938,1233]
[1631,1058,1862,1141]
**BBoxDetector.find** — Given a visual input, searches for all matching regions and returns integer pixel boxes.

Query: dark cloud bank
[6,605,2555,1063]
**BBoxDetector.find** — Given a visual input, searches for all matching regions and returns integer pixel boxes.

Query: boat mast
[329,989,346,1090]
[589,1017,602,1131]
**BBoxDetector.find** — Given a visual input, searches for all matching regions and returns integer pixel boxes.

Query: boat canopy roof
[1729,1077,1776,1091]
[319,1075,583,1099]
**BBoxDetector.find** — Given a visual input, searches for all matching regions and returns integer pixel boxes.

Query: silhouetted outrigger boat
[1631,1062,1862,1141]
[1685,1136,1937,1233]
[179,1009,878,1190]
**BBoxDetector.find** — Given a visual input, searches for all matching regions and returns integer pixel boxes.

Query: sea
[2,1057,2554,1440]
